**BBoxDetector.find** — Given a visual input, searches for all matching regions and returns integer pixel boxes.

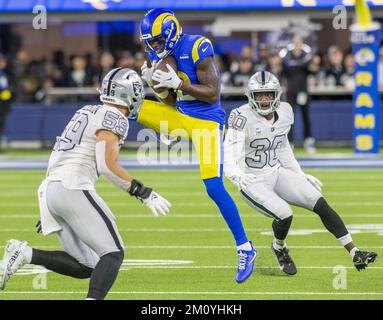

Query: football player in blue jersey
[136,8,256,283]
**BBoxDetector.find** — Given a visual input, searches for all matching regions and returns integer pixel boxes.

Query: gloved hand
[141,190,171,217]
[128,179,171,217]
[305,174,323,192]
[141,60,157,87]
[152,64,183,90]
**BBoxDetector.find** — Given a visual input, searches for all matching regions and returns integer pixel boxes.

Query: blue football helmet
[140,8,182,59]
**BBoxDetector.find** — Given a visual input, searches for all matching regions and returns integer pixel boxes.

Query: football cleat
[0,239,29,290]
[353,250,378,271]
[235,242,257,283]
[271,243,297,275]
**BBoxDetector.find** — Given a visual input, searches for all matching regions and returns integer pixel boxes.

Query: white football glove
[141,60,157,87]
[142,190,171,217]
[305,174,323,192]
[152,64,183,90]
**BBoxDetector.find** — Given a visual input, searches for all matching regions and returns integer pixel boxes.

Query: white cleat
[0,239,29,290]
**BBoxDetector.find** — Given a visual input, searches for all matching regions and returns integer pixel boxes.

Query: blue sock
[203,177,248,246]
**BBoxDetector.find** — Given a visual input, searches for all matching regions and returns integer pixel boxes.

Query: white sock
[23,245,32,264]
[237,241,252,251]
[350,247,359,258]
[273,238,286,251]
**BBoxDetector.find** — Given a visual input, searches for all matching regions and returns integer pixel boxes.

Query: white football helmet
[100,68,145,119]
[246,71,282,116]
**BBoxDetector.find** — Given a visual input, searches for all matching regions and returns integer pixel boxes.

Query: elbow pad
[95,140,131,191]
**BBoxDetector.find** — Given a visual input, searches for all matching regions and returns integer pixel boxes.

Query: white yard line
[0,245,382,249]
[1,291,383,296]
[1,201,383,207]
[0,228,270,232]
[0,191,383,197]
[117,266,383,269]
[0,213,382,219]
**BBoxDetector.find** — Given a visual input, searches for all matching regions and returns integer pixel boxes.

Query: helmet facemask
[246,71,282,117]
[145,36,168,58]
[247,90,281,116]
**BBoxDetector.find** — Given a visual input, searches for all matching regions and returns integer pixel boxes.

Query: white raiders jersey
[47,104,129,190]
[224,101,302,178]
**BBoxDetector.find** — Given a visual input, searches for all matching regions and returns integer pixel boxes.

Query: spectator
[324,45,345,87]
[117,51,136,69]
[229,45,255,75]
[254,43,270,72]
[266,53,283,78]
[229,57,254,87]
[280,35,316,154]
[0,54,12,151]
[84,52,97,76]
[95,52,115,86]
[68,55,94,87]
[49,50,69,87]
[340,53,355,90]
[307,54,325,88]
[12,49,43,102]
[241,45,254,61]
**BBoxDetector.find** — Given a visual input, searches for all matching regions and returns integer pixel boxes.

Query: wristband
[128,179,152,200]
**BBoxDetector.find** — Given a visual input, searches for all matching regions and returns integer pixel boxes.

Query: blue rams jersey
[149,34,226,125]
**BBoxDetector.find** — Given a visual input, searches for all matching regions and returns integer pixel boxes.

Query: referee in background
[0,54,12,152]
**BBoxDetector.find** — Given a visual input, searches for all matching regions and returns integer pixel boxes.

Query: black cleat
[271,243,297,275]
[353,251,378,271]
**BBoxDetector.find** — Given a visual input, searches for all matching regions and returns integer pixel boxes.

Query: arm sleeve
[192,37,214,66]
[223,110,247,186]
[95,140,132,191]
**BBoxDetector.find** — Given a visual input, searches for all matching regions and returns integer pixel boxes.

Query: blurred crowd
[1,37,383,103]
[1,49,147,102]
[220,37,374,92]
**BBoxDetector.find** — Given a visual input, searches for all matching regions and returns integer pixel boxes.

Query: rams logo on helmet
[140,8,182,59]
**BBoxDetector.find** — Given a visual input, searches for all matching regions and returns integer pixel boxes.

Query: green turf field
[0,169,382,300]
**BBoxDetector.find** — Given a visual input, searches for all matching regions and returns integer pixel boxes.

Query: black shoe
[353,251,378,271]
[271,243,297,275]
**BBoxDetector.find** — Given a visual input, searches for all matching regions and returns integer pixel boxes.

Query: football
[152,54,178,93]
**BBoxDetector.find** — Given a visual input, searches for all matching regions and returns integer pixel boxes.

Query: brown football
[152,54,178,93]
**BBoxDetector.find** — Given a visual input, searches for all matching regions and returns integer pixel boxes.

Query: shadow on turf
[254,253,289,277]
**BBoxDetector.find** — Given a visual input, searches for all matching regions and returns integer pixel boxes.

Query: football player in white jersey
[0,68,171,299]
[224,71,377,275]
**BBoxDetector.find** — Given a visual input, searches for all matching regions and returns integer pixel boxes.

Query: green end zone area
[0,169,382,300]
